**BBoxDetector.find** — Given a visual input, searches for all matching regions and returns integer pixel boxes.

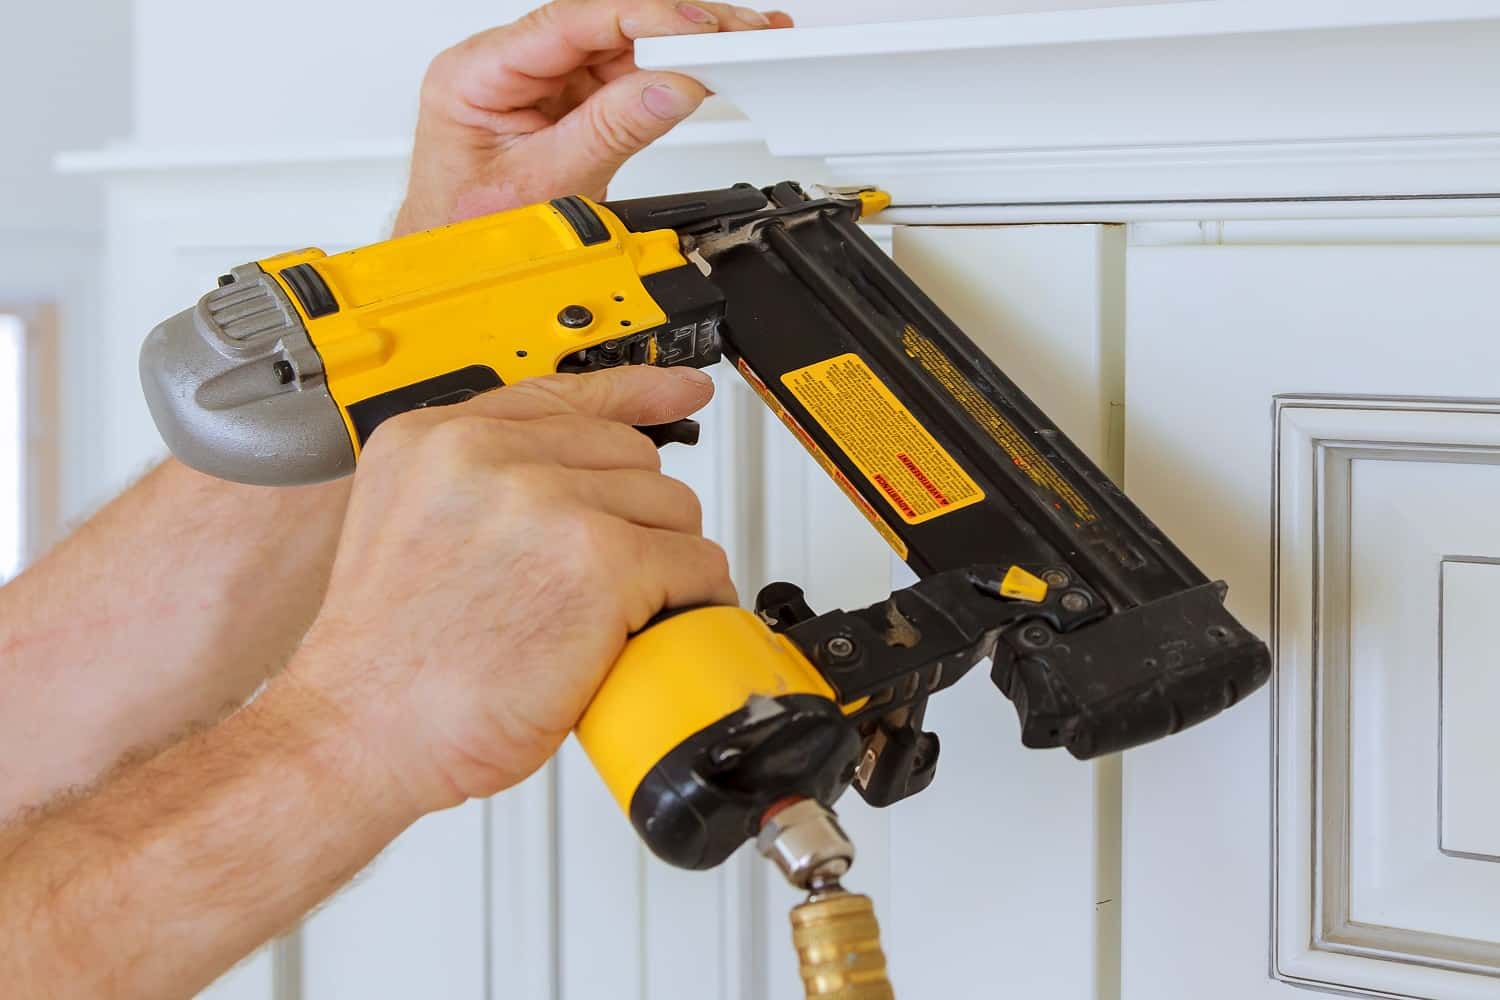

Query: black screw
[1206,626,1233,643]
[557,304,593,329]
[1020,625,1051,648]
[1042,569,1070,589]
[217,273,235,287]
[273,360,295,385]
[824,636,857,662]
[515,349,528,358]
[1060,591,1091,613]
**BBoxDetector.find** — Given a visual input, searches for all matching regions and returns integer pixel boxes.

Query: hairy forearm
[0,670,413,999]
[0,460,349,817]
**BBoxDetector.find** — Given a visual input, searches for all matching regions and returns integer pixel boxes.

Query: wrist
[249,653,428,833]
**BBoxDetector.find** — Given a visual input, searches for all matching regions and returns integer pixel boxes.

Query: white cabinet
[65,3,1500,999]
[1123,242,1500,1000]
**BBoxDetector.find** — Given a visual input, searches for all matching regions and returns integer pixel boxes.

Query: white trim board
[54,121,762,176]
[636,0,1500,205]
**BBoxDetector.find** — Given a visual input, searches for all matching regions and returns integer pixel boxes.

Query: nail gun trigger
[637,419,700,448]
[754,582,817,632]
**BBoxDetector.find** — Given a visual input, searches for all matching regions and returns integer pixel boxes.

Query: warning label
[781,354,984,525]
[900,325,1098,524]
[737,358,909,559]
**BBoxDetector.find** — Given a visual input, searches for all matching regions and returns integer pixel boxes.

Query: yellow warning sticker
[780,354,985,525]
[900,325,1098,524]
[736,359,909,560]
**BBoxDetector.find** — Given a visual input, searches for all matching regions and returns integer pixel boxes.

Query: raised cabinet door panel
[1121,243,1500,1000]
[754,225,1125,1000]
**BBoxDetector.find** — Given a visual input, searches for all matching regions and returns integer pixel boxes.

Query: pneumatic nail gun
[140,181,1271,998]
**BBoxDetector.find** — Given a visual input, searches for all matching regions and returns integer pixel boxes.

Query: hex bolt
[824,636,857,661]
[1042,569,1071,589]
[1060,591,1091,613]
[273,360,295,385]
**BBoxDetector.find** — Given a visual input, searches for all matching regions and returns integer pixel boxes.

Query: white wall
[2,1,133,525]
[1,1,131,235]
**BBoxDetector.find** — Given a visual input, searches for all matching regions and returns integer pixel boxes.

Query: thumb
[468,365,716,426]
[528,71,708,198]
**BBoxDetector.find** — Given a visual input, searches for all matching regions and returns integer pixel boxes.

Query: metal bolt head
[1060,591,1091,613]
[1042,569,1070,589]
[272,360,295,385]
[1020,625,1051,648]
[824,636,857,661]
[557,304,594,329]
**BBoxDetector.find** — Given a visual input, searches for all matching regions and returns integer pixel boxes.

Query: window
[0,313,23,579]
[0,306,59,583]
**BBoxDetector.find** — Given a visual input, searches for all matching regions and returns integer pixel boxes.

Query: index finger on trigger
[463,366,715,426]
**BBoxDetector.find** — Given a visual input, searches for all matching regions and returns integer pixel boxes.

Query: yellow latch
[999,566,1049,603]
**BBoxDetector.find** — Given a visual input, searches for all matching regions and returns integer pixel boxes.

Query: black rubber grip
[279,263,339,319]
[346,365,503,444]
[550,196,610,246]
[603,184,769,233]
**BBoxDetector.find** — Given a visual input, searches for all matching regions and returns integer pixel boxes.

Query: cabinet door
[1122,241,1500,1000]
[754,224,1127,1000]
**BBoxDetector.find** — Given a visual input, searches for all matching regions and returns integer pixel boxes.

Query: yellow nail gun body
[141,181,1270,879]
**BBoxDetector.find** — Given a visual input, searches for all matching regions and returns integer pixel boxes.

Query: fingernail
[735,6,771,26]
[643,82,695,120]
[669,367,713,386]
[676,2,717,24]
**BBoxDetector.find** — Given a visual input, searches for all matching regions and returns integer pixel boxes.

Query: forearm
[0,668,414,999]
[0,460,349,817]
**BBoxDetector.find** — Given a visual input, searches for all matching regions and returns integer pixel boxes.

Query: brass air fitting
[789,888,895,999]
[758,799,896,998]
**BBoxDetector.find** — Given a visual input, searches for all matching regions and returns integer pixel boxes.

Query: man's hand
[290,365,736,815]
[395,0,792,235]
[0,366,732,997]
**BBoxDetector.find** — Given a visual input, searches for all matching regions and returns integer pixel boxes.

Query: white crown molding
[636,0,1500,207]
[54,119,763,176]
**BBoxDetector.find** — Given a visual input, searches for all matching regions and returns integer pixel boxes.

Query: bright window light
[0,314,24,580]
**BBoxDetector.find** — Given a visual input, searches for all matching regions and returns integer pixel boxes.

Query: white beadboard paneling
[1440,558,1500,863]
[882,226,1124,1000]
[199,948,276,1000]
[300,802,488,998]
[556,739,643,1000]
[1124,244,1500,1000]
[487,767,558,1000]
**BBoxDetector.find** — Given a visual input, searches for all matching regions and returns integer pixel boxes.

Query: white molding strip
[637,0,1500,206]
[54,120,762,176]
